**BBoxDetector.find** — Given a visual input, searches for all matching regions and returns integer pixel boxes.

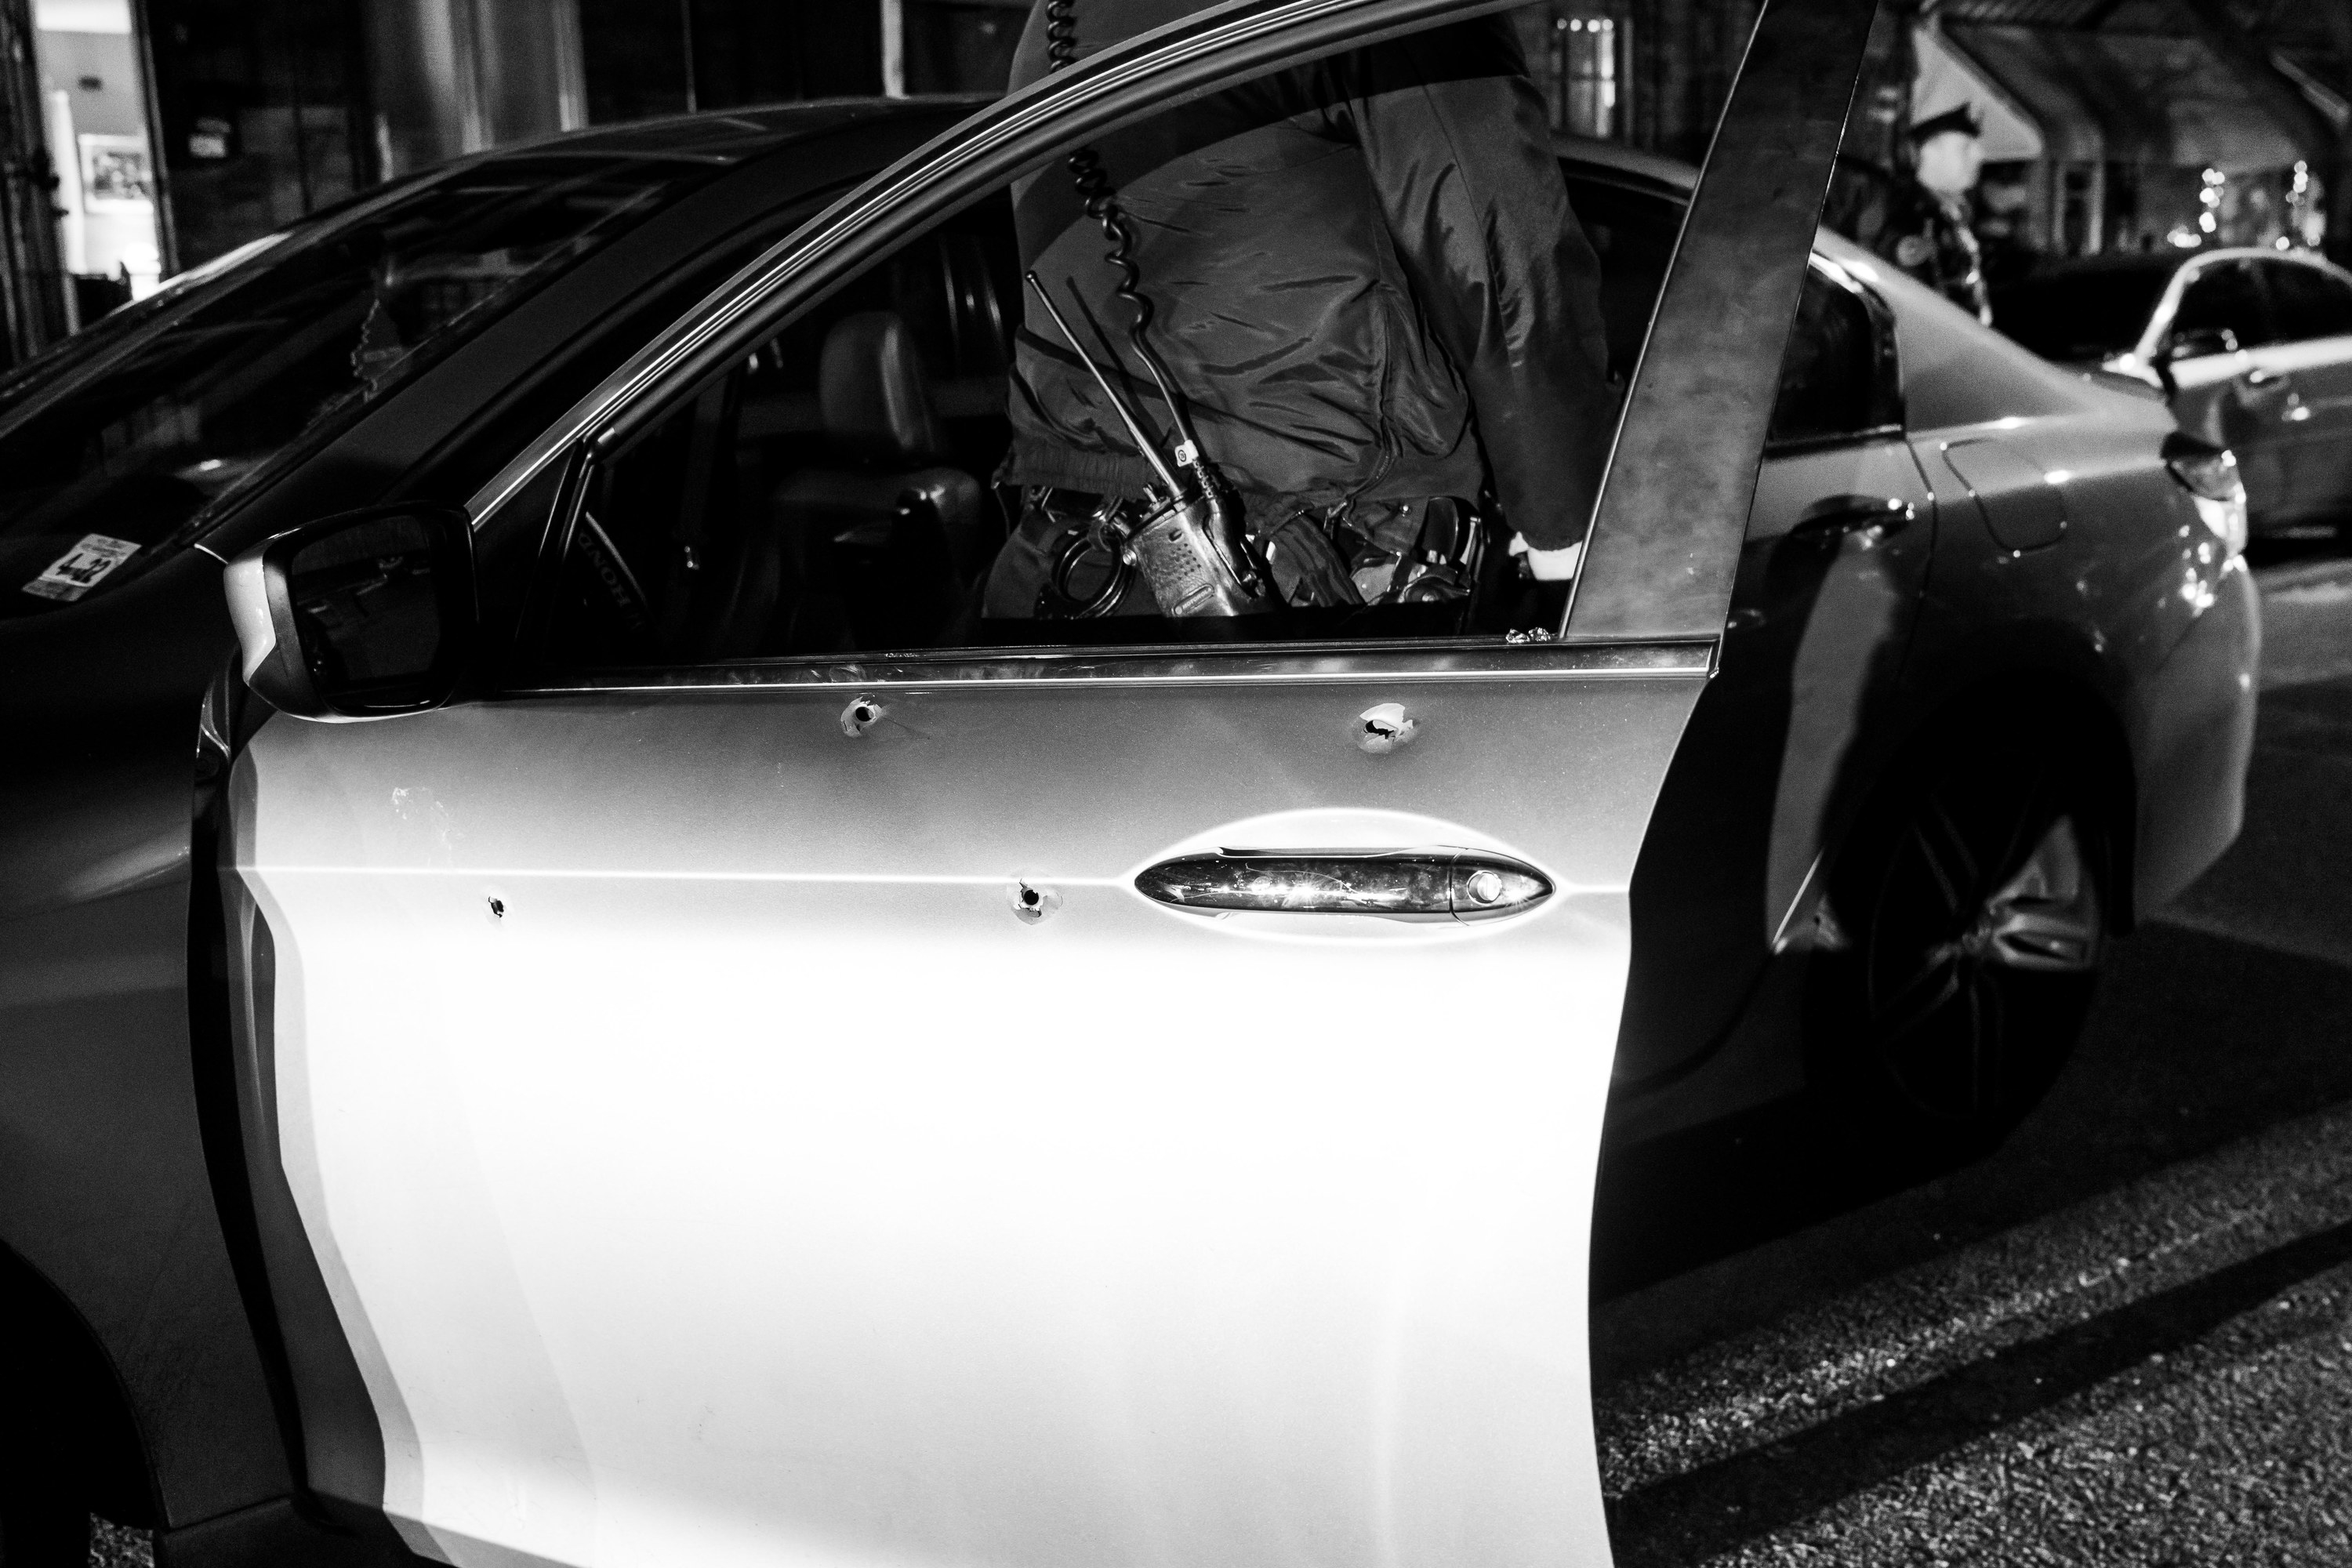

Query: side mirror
[223,503,476,722]
[2149,327,2238,398]
[2161,326,2239,365]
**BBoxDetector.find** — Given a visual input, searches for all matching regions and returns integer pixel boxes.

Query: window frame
[470,0,1873,694]
[1759,254,1904,458]
[2156,254,2274,358]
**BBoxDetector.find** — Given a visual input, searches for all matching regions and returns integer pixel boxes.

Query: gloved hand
[1510,536,1583,581]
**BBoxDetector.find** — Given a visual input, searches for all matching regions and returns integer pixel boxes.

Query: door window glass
[539,19,1631,668]
[1559,172,1680,385]
[2169,260,2270,352]
[1766,268,1881,448]
[1987,260,2172,363]
[2262,261,2352,343]
[0,129,783,619]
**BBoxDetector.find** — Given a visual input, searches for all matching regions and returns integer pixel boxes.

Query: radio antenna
[1025,270,1182,496]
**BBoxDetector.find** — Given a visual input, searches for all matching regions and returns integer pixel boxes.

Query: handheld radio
[1032,0,1281,619]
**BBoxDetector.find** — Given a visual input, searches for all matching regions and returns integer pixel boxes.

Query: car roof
[491,96,989,163]
[512,105,1704,190]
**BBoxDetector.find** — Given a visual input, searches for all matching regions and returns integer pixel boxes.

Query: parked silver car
[1994,246,2352,536]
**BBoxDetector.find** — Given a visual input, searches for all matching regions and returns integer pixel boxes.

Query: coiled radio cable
[1040,0,1207,463]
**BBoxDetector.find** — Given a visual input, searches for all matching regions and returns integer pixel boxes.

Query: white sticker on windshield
[24,533,140,602]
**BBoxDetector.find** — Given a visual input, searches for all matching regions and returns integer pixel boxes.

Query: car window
[2261,260,2352,343]
[1767,268,1881,447]
[2170,259,2271,353]
[1988,264,2172,362]
[533,20,1628,670]
[0,145,763,619]
[1559,172,1680,384]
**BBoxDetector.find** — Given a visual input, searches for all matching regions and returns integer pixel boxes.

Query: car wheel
[1807,727,2106,1153]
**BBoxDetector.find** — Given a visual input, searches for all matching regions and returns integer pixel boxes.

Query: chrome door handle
[1792,494,1915,540]
[1135,848,1552,922]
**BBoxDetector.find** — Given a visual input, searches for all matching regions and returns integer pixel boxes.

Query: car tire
[1806,719,2107,1156]
[0,1473,88,1568]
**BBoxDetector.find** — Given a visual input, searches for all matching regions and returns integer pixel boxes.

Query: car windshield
[0,143,753,619]
[1991,263,2176,363]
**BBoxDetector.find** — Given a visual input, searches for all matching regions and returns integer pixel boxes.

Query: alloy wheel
[1816,742,2106,1145]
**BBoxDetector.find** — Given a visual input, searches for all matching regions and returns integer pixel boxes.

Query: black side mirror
[2149,327,2238,397]
[2161,326,2240,365]
[224,503,476,721]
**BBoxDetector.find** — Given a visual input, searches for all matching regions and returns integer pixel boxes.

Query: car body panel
[2129,558,2259,912]
[0,542,299,1530]
[1615,413,1938,1086]
[2169,253,2352,528]
[2238,314,2352,519]
[230,657,1701,1568]
[2169,342,2299,524]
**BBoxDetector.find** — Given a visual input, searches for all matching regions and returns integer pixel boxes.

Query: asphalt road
[1593,546,2352,1566]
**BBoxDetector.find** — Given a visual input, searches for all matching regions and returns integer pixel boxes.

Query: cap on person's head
[1907,103,1984,145]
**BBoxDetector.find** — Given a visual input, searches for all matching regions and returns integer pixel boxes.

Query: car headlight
[2165,444,2247,558]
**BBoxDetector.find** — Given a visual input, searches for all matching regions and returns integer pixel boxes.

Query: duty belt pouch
[1334,496,1490,622]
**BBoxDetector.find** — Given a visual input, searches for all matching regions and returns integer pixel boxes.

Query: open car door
[212,3,1877,1565]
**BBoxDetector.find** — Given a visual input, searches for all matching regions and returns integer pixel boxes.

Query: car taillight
[2165,445,2247,558]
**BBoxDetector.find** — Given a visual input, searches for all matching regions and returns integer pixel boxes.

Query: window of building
[31,0,167,327]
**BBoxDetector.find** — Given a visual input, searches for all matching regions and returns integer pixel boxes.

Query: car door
[1615,252,1933,1085]
[2162,256,2296,521]
[2249,256,2352,518]
[214,4,1874,1566]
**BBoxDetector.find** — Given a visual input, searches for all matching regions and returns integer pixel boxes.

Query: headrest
[818,310,944,466]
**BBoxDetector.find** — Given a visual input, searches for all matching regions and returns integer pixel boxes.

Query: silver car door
[2164,257,2296,523]
[2252,257,2352,518]
[218,4,1875,1567]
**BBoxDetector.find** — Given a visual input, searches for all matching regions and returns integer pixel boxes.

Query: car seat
[769,310,988,651]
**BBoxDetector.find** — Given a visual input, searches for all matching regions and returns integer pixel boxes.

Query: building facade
[0,0,2343,368]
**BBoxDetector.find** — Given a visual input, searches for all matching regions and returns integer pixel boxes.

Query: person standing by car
[984,0,1615,618]
[1824,103,1991,326]
[1881,103,1991,323]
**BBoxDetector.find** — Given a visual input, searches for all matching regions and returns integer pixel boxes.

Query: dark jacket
[1000,2,1613,550]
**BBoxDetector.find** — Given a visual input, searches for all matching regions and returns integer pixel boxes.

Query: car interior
[0,151,751,621]
[541,168,1853,670]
